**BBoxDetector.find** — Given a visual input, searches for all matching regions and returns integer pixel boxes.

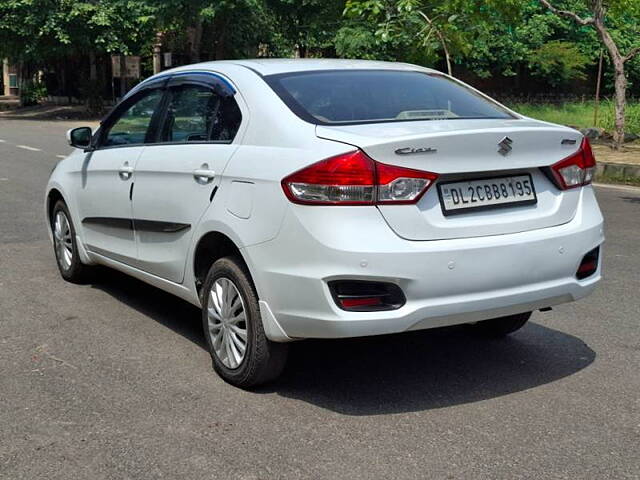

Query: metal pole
[594,50,604,127]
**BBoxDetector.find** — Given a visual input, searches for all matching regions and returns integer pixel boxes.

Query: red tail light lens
[550,137,596,190]
[281,150,375,205]
[282,150,438,205]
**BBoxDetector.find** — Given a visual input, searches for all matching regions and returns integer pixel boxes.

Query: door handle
[193,164,216,184]
[119,162,134,180]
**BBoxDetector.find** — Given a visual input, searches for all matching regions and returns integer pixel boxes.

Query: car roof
[130,59,443,100]
[173,58,440,77]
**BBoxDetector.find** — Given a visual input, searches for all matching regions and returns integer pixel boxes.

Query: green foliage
[528,40,589,86]
[514,100,640,134]
[334,25,394,60]
[266,0,345,55]
[339,0,462,64]
[337,0,640,95]
[20,81,48,106]
[0,0,639,104]
[152,0,273,59]
[339,0,543,72]
[0,0,158,61]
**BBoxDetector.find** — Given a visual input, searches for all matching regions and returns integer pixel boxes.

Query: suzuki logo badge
[498,136,513,156]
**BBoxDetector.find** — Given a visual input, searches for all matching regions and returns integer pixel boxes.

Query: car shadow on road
[89,266,207,350]
[90,267,595,416]
[270,324,595,415]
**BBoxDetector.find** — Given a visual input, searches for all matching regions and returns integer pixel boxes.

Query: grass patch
[511,100,640,134]
[595,173,640,187]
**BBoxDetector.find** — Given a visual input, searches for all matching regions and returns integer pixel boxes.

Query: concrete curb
[595,162,640,183]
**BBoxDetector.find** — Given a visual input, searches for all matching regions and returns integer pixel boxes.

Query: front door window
[104,89,164,147]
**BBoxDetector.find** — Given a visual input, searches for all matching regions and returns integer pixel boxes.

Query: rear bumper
[244,187,604,340]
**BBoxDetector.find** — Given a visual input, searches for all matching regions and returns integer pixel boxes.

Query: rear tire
[469,312,532,337]
[51,200,91,284]
[201,256,288,389]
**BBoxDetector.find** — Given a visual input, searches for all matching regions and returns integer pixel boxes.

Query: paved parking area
[1,118,639,479]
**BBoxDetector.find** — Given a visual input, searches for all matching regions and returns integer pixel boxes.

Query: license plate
[437,174,537,216]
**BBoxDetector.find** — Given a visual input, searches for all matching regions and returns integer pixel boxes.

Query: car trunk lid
[317,119,583,241]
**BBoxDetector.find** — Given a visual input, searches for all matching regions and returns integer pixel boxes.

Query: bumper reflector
[576,247,600,280]
[329,280,406,312]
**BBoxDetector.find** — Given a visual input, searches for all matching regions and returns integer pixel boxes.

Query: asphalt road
[1,118,639,480]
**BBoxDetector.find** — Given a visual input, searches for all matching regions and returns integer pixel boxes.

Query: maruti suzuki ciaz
[45,59,604,388]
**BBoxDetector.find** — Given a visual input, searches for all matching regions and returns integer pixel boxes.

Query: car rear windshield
[265,70,514,125]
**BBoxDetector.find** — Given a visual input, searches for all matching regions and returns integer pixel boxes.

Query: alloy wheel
[206,277,248,369]
[53,211,73,270]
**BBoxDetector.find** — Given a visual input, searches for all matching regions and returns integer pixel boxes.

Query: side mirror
[67,127,93,150]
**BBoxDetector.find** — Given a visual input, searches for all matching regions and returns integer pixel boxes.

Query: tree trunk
[441,36,452,76]
[214,21,227,60]
[297,45,308,58]
[187,22,203,63]
[153,32,163,74]
[612,63,626,149]
[418,11,452,76]
[538,0,637,150]
[89,51,97,81]
[597,27,627,149]
[119,55,127,99]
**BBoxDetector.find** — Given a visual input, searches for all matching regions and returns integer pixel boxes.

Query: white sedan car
[45,59,604,388]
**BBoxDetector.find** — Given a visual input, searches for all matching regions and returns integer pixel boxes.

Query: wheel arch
[45,187,95,266]
[192,231,252,299]
[192,230,292,343]
[46,188,67,226]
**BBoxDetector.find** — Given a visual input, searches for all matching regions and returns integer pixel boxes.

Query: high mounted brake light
[550,137,597,190]
[281,150,438,205]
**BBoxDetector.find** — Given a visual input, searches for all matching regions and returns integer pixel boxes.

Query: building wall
[2,59,19,97]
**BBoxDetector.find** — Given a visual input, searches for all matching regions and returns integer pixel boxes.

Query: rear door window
[159,84,242,143]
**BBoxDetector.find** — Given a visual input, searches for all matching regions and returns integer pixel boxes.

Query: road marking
[594,183,640,193]
[0,178,8,181]
[16,145,42,152]
[0,139,6,143]
[56,155,66,159]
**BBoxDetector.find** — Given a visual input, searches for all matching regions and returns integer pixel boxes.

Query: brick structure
[2,59,19,97]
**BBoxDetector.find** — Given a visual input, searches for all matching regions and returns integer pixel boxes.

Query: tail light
[281,150,438,205]
[550,137,596,190]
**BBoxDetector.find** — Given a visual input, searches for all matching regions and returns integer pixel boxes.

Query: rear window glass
[265,70,514,125]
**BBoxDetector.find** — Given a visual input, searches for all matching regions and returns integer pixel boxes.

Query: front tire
[201,256,288,388]
[469,312,532,337]
[51,200,91,283]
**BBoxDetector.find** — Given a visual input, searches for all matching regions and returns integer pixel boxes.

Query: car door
[131,73,244,283]
[74,85,166,264]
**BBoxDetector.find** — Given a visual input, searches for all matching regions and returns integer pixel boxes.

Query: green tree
[539,0,640,148]
[339,0,462,68]
[266,0,345,57]
[0,0,157,101]
[0,0,157,61]
[338,0,526,76]
[152,0,273,62]
[528,40,589,87]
